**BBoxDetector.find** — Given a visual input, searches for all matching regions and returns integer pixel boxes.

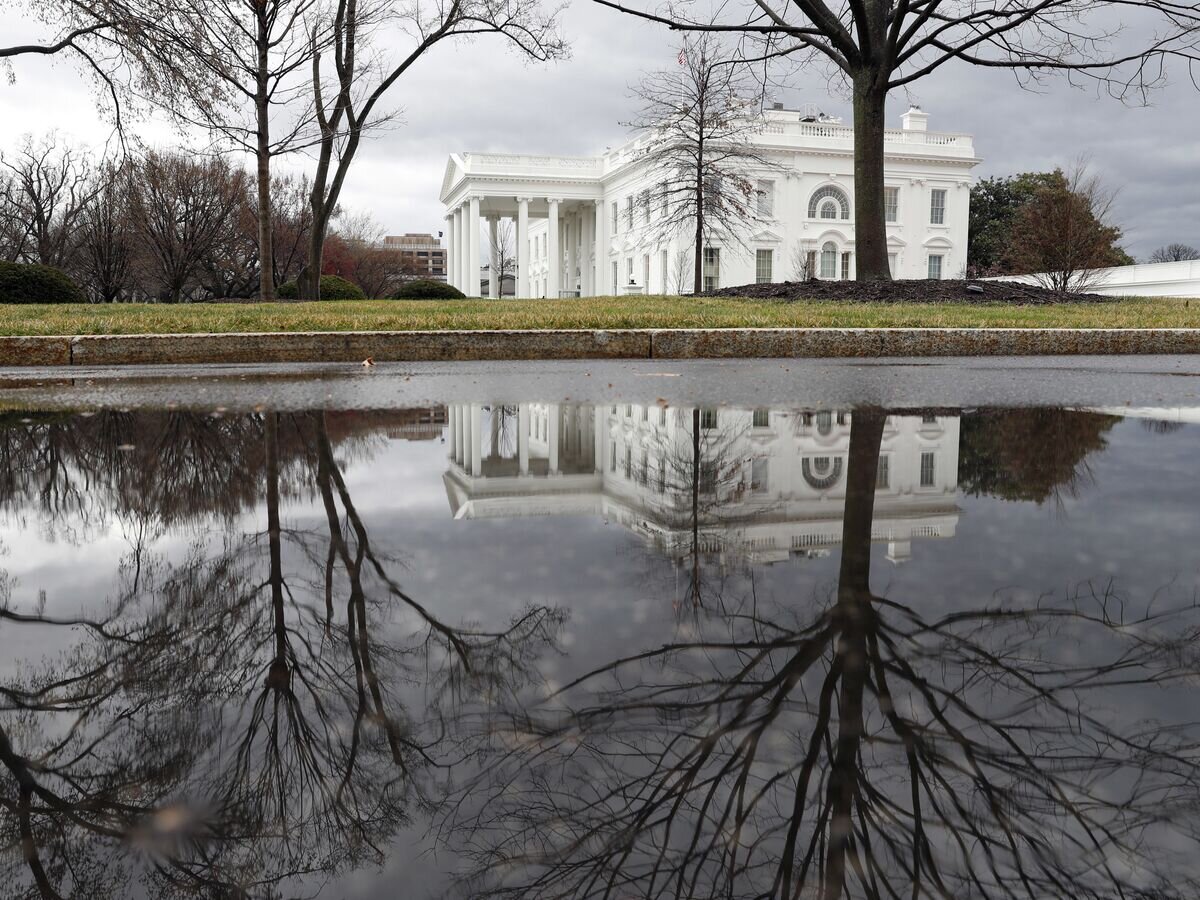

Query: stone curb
[1,328,1200,367]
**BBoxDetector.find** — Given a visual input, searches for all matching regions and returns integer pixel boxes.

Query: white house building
[443,403,960,568]
[439,105,979,298]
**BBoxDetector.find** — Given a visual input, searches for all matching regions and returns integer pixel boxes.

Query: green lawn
[0,296,1197,336]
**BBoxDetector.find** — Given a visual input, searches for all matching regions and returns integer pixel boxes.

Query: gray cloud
[4,1,1197,258]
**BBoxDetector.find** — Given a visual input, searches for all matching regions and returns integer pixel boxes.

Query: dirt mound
[707,278,1115,305]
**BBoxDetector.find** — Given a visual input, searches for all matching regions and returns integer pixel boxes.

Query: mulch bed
[707,278,1117,305]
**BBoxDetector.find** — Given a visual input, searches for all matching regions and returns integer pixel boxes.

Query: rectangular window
[660,249,668,293]
[927,254,944,280]
[624,445,632,478]
[820,246,837,279]
[611,202,619,233]
[756,179,775,217]
[658,458,667,493]
[755,248,773,284]
[626,257,634,285]
[920,451,936,487]
[643,254,650,289]
[639,449,649,485]
[640,189,651,224]
[610,441,616,472]
[660,185,669,217]
[612,261,618,292]
[700,408,718,429]
[930,188,946,225]
[625,196,634,228]
[841,252,851,281]
[888,253,897,277]
[876,456,890,490]
[884,186,899,223]
[702,247,720,292]
[752,408,770,428]
[642,405,649,421]
[659,405,668,426]
[751,457,769,493]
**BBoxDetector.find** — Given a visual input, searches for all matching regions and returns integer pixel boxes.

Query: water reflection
[0,402,1196,898]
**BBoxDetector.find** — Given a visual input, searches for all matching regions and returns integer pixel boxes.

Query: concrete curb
[2,328,1200,367]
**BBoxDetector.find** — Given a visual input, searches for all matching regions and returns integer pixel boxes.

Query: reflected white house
[444,403,959,566]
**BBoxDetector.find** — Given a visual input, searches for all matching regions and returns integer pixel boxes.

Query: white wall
[992,259,1200,298]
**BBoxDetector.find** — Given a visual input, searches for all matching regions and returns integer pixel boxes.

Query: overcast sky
[3,1,1198,259]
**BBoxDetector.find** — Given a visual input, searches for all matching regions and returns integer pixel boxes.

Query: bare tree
[130,0,329,302]
[669,247,691,294]
[1007,163,1129,296]
[628,33,776,294]
[294,0,566,299]
[593,0,1200,282]
[77,160,134,302]
[789,237,816,280]
[129,151,250,302]
[0,134,94,269]
[487,218,516,296]
[1149,242,1200,263]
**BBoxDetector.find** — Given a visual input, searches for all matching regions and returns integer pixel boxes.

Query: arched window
[808,185,850,220]
[820,242,838,279]
[802,456,844,490]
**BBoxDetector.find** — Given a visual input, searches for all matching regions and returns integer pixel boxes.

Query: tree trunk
[851,73,890,282]
[693,162,704,295]
[255,9,276,303]
[823,407,886,899]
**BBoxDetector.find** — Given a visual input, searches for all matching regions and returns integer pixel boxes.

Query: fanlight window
[808,186,849,220]
[802,456,844,490]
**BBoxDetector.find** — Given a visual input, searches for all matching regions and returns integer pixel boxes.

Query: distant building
[439,105,979,297]
[993,259,1200,298]
[383,233,447,282]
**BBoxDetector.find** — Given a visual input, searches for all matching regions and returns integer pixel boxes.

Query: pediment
[750,229,784,243]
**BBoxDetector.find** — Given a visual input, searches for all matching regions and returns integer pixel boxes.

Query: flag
[676,47,686,66]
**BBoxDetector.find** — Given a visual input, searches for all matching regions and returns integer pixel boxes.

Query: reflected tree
[0,408,561,897]
[446,408,1200,899]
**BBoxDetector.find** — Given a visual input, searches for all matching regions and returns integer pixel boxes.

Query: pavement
[3,356,1200,411]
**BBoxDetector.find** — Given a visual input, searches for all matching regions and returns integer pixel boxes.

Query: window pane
[755,249,773,284]
[751,457,769,493]
[752,407,770,428]
[820,243,837,279]
[930,189,946,225]
[928,254,943,280]
[841,252,851,280]
[876,456,890,489]
[611,202,618,232]
[703,247,720,292]
[756,180,774,217]
[700,408,718,429]
[920,451,935,487]
[884,186,899,222]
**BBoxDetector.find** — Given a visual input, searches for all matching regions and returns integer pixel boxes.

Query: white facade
[993,259,1200,298]
[443,404,960,567]
[439,106,979,298]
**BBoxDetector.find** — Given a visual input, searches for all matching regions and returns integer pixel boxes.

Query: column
[566,210,578,296]
[448,402,457,458]
[446,214,457,291]
[469,403,482,476]
[467,197,481,298]
[455,405,465,464]
[593,406,604,473]
[452,207,463,291]
[594,199,605,297]
[578,208,590,297]
[518,403,530,475]
[457,204,470,292]
[547,403,560,475]
[547,198,560,299]
[516,198,530,299]
[488,216,500,299]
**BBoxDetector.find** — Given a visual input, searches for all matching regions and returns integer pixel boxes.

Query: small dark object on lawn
[705,278,1117,306]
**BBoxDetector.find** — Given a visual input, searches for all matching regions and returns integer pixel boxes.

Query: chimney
[901,105,928,131]
[771,101,784,110]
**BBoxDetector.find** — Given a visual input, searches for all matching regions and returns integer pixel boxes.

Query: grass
[0,295,1197,336]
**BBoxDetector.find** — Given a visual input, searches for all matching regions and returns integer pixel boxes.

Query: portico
[440,153,606,298]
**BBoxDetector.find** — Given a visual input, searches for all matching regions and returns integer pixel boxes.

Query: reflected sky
[0,402,1198,898]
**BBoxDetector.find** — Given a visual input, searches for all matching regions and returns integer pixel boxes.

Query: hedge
[391,279,467,300]
[0,261,87,304]
[278,275,366,301]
